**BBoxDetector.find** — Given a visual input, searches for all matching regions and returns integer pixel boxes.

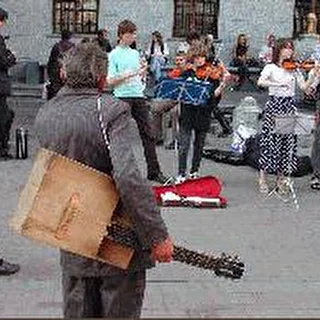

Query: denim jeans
[149,56,166,83]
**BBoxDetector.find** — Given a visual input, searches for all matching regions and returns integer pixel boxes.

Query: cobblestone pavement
[0,92,319,318]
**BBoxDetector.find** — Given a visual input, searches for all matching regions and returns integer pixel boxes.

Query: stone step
[11,83,43,98]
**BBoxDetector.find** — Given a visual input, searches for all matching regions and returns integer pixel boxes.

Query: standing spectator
[259,33,276,65]
[107,20,169,184]
[34,42,173,318]
[46,29,74,100]
[257,39,306,194]
[0,6,20,275]
[146,31,169,83]
[93,28,112,53]
[0,7,16,159]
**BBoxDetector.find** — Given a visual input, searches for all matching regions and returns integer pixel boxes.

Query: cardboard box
[10,148,134,270]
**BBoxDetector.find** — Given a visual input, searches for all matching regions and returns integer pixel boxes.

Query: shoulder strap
[96,95,110,150]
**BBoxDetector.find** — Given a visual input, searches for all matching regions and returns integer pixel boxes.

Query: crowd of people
[1,4,320,317]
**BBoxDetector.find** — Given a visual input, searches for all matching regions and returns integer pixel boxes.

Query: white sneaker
[189,171,199,179]
[175,175,186,184]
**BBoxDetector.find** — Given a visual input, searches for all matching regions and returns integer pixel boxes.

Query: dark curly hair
[65,42,107,89]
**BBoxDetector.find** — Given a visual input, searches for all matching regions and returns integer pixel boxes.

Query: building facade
[0,0,315,66]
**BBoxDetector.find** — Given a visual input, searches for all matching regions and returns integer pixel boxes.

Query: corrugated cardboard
[10,148,134,270]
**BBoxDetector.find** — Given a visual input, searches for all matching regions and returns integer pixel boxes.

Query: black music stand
[265,113,313,209]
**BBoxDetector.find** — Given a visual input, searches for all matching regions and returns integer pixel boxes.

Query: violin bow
[106,220,245,280]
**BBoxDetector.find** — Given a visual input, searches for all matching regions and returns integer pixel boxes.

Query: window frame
[173,0,219,38]
[293,0,320,37]
[52,0,100,35]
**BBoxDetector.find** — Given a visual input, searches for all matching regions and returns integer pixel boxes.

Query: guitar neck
[106,222,244,279]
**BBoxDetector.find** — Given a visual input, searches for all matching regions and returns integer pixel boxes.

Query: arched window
[173,0,219,38]
[53,0,99,34]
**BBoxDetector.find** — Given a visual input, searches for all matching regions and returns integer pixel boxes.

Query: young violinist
[257,39,307,194]
[167,52,187,79]
[175,43,229,183]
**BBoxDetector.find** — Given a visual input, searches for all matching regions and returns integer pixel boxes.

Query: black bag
[203,135,313,177]
[243,134,312,177]
[202,149,246,166]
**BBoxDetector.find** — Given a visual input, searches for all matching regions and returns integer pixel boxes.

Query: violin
[282,59,315,72]
[195,63,224,81]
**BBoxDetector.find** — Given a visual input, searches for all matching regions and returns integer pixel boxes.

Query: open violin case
[152,176,227,208]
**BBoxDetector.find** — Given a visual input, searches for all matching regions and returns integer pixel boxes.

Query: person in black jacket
[0,7,20,276]
[0,7,16,159]
[46,30,74,100]
[93,28,112,53]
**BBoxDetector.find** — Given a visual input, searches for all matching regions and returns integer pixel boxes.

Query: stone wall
[0,0,53,64]
[99,0,174,51]
[0,0,301,67]
[0,0,174,65]
[218,0,295,63]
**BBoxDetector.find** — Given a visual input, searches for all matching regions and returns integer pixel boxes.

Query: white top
[177,41,190,54]
[260,63,296,97]
[258,45,273,63]
[147,42,169,57]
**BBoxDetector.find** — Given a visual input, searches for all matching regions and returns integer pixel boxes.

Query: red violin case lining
[152,176,227,208]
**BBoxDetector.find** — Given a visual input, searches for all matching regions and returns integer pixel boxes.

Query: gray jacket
[34,87,169,277]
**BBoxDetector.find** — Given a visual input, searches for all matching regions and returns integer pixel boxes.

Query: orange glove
[151,237,174,263]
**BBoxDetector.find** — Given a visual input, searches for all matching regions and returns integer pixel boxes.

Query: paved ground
[0,90,319,318]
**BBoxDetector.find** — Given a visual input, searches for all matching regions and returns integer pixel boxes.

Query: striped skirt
[259,96,297,175]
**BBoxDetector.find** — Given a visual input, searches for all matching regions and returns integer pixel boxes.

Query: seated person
[230,34,261,89]
[258,34,276,65]
[146,31,169,83]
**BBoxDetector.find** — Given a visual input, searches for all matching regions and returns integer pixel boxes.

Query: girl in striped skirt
[257,39,306,194]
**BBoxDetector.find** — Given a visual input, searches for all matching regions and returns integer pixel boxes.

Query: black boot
[0,109,15,160]
[0,149,13,159]
[0,258,20,276]
[0,140,13,159]
[0,109,14,159]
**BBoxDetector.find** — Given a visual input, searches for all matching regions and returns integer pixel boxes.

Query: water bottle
[15,127,28,159]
